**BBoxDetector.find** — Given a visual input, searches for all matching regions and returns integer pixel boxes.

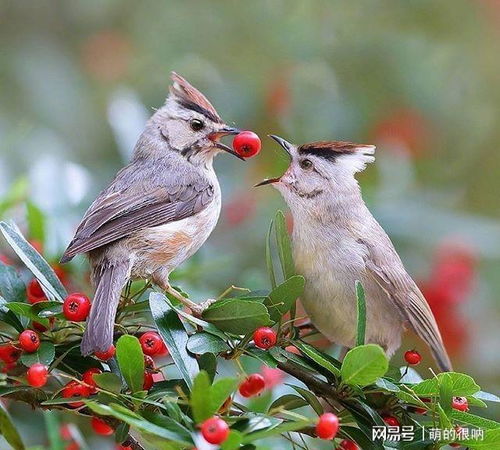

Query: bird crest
[169,72,222,123]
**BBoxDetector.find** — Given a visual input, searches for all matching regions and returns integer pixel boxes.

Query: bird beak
[269,134,293,159]
[255,134,294,187]
[254,177,281,187]
[209,127,245,161]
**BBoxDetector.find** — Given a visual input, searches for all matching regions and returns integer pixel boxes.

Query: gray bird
[61,73,242,356]
[258,135,452,372]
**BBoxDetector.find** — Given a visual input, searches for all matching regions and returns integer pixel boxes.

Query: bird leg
[162,284,215,317]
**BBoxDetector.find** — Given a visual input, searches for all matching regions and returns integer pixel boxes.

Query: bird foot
[190,298,216,317]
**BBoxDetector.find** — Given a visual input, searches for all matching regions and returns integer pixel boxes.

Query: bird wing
[357,233,452,372]
[61,180,214,262]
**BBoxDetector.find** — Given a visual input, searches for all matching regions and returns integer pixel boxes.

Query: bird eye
[300,159,313,170]
[190,119,205,131]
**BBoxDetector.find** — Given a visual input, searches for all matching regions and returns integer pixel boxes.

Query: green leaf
[274,210,295,280]
[474,390,500,403]
[293,340,341,377]
[86,401,192,445]
[462,428,500,449]
[0,401,25,450]
[210,377,238,413]
[288,385,323,415]
[439,372,454,416]
[20,341,55,367]
[374,378,400,392]
[43,410,64,450]
[269,394,308,412]
[202,298,271,334]
[341,344,389,386]
[450,410,500,429]
[198,353,217,382]
[244,347,279,368]
[4,302,49,328]
[116,335,144,393]
[241,419,311,444]
[339,425,383,450]
[0,221,66,301]
[186,332,230,354]
[93,373,122,393]
[190,371,238,423]
[413,372,480,397]
[190,371,212,423]
[265,219,277,290]
[149,292,198,388]
[26,202,46,243]
[221,431,243,450]
[0,296,24,333]
[0,262,25,303]
[264,276,304,322]
[355,280,366,346]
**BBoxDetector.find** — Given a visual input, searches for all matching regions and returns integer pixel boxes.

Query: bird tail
[81,261,130,356]
[430,338,453,373]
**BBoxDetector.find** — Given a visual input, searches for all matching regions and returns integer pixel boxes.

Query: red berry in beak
[253,327,277,350]
[200,416,230,445]
[19,330,41,353]
[315,413,339,440]
[404,349,422,365]
[63,293,91,321]
[233,131,261,158]
[26,363,49,387]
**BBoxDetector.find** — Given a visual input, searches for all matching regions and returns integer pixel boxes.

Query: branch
[277,360,341,404]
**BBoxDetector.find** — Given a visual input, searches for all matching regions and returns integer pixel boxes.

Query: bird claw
[190,298,216,318]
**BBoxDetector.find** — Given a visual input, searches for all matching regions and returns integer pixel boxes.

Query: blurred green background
[1,0,499,447]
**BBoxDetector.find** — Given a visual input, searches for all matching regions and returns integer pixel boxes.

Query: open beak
[209,127,245,160]
[255,134,293,187]
[269,134,293,159]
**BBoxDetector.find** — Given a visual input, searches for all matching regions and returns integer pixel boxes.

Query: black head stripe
[177,99,222,124]
[299,147,340,161]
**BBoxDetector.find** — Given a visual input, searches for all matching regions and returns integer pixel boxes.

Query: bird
[257,135,452,372]
[61,73,243,356]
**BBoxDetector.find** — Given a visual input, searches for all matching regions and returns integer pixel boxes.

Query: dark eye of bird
[300,159,313,170]
[190,119,205,131]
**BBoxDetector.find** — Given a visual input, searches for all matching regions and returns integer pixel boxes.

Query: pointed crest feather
[169,72,221,123]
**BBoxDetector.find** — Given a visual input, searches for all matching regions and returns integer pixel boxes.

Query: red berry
[65,443,80,450]
[339,440,359,450]
[26,363,49,387]
[404,350,422,365]
[139,332,163,356]
[19,330,40,353]
[233,131,261,158]
[253,327,277,350]
[82,367,102,393]
[452,396,469,412]
[383,415,400,427]
[91,416,114,436]
[27,279,46,304]
[94,345,115,361]
[62,381,91,408]
[116,446,132,450]
[238,373,266,398]
[0,344,21,363]
[200,416,229,445]
[60,424,72,440]
[143,371,154,390]
[315,413,339,440]
[63,293,91,321]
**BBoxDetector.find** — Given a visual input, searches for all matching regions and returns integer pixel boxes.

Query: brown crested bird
[258,136,452,371]
[61,73,243,355]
